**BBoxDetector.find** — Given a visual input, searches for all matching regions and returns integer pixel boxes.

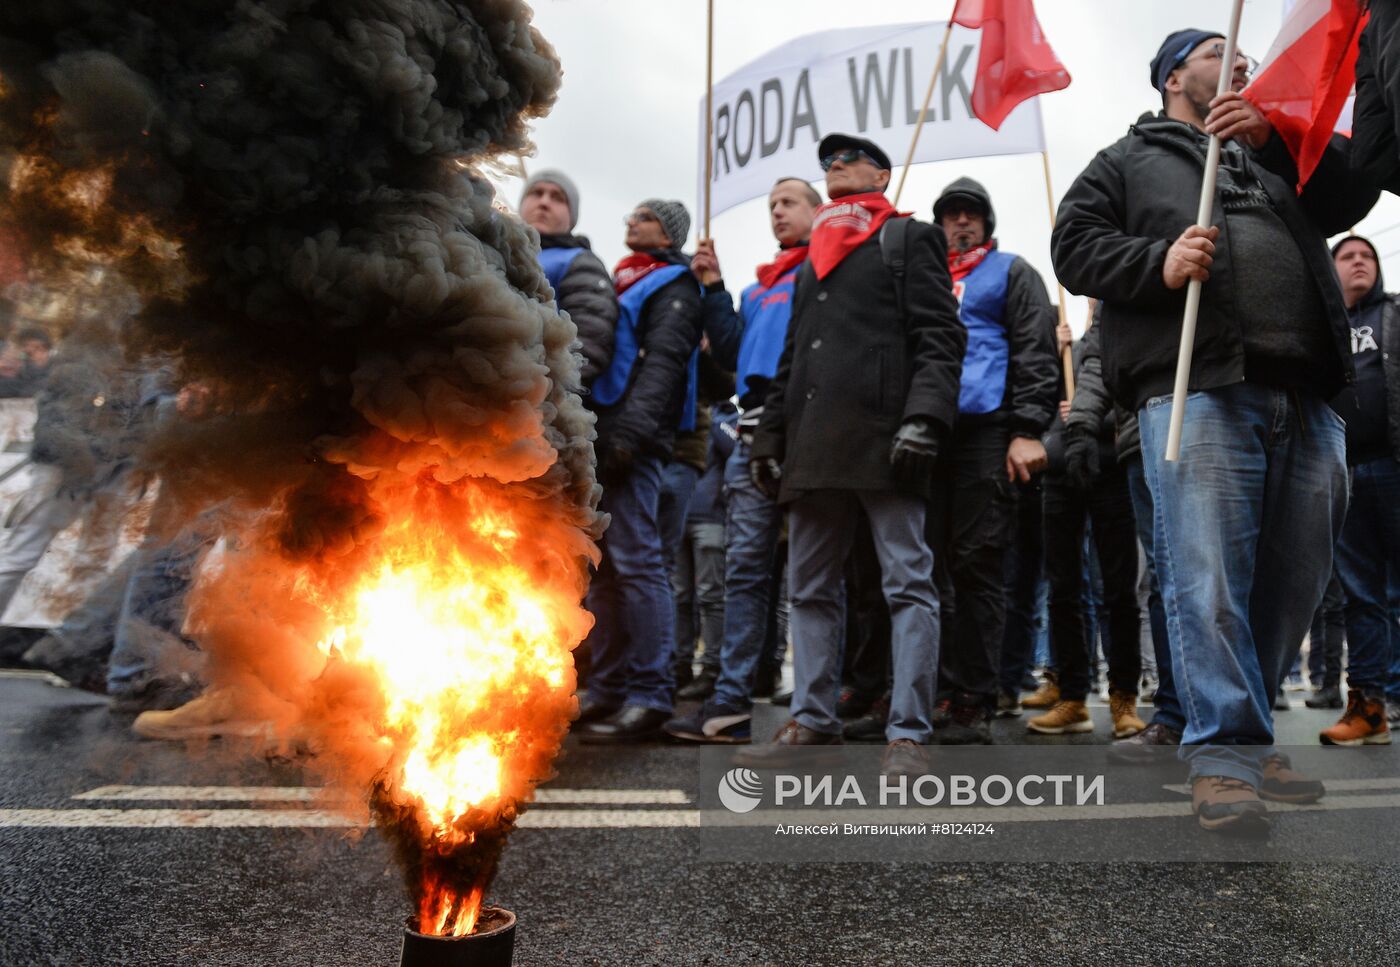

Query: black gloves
[597,442,636,485]
[890,418,940,485]
[749,456,782,499]
[1062,425,1100,491]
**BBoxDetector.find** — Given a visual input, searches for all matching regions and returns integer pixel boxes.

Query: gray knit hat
[637,198,690,249]
[521,168,580,230]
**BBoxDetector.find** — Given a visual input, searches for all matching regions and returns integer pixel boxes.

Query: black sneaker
[842,692,891,743]
[836,686,876,719]
[663,702,752,744]
[933,695,992,745]
[675,670,718,702]
[1108,720,1182,764]
[1304,685,1343,709]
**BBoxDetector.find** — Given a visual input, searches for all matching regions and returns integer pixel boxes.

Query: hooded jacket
[1052,114,1377,412]
[932,177,1058,439]
[1329,248,1400,465]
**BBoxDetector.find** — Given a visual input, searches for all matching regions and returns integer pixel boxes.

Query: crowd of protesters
[9,25,1400,839]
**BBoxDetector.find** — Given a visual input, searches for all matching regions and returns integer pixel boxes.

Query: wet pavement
[3,672,1399,966]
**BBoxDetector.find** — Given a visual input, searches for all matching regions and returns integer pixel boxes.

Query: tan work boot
[131,688,270,741]
[1319,688,1392,747]
[1109,690,1146,738]
[1026,699,1092,735]
[1021,673,1060,710]
[1191,775,1269,835]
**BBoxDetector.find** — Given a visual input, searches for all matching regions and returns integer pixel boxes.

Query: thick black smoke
[0,0,597,553]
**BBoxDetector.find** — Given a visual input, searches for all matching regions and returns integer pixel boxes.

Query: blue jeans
[1124,452,1184,732]
[712,440,783,712]
[584,454,676,713]
[1139,384,1346,786]
[1334,457,1400,691]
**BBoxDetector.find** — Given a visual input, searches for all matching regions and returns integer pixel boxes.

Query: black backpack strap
[879,216,912,324]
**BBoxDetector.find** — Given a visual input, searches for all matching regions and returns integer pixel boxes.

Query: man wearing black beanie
[1052,29,1378,836]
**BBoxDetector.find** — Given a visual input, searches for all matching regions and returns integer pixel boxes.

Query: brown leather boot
[1319,688,1392,747]
[731,719,843,768]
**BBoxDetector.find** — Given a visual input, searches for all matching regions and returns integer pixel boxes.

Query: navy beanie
[1150,29,1224,93]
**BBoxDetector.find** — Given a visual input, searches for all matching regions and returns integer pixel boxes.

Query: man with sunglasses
[1052,28,1378,835]
[735,134,966,776]
[575,198,704,744]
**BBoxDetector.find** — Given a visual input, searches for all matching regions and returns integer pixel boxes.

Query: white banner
[699,21,1047,219]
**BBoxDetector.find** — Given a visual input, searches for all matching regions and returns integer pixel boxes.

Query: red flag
[951,0,1071,131]
[1243,0,1368,190]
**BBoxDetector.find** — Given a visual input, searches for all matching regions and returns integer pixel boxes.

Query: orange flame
[310,479,589,936]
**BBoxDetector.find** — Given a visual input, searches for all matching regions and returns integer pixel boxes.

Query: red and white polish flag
[1243,0,1369,189]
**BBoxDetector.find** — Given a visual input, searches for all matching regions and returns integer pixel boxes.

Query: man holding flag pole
[1052,21,1376,835]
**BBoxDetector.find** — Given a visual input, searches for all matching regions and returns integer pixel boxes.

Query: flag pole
[1165,0,1246,462]
[702,0,715,240]
[1039,149,1075,400]
[892,15,957,209]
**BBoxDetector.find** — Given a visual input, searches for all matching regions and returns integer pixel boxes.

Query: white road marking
[0,808,699,829]
[0,669,70,687]
[1162,778,1400,796]
[72,785,690,805]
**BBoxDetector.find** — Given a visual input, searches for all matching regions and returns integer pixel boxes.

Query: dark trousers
[1307,570,1345,688]
[999,477,1044,695]
[928,421,1017,707]
[1043,457,1141,701]
[1124,453,1183,731]
[1335,457,1400,691]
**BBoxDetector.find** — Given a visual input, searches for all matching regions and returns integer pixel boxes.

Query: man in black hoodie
[1052,28,1377,834]
[926,177,1059,744]
[1321,235,1400,745]
[575,198,703,743]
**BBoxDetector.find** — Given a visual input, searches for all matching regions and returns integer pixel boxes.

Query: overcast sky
[496,0,1400,333]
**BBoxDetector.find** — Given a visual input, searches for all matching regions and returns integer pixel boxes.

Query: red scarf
[614,252,669,294]
[808,192,902,280]
[948,241,996,283]
[755,244,809,290]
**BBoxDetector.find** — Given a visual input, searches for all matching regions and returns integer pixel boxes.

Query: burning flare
[307,480,588,936]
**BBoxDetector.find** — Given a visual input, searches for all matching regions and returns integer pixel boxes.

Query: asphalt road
[3,672,1399,967]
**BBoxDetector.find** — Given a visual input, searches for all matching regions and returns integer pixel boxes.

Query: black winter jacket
[1355,0,1400,195]
[538,233,617,385]
[593,249,703,460]
[1052,114,1377,412]
[988,256,1060,440]
[751,217,967,502]
[1064,321,1142,463]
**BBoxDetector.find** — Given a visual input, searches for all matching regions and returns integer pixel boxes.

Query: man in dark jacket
[1354,0,1400,195]
[521,169,617,386]
[576,199,703,743]
[734,134,966,775]
[926,177,1059,744]
[664,176,819,742]
[1320,235,1400,745]
[1052,28,1377,834]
